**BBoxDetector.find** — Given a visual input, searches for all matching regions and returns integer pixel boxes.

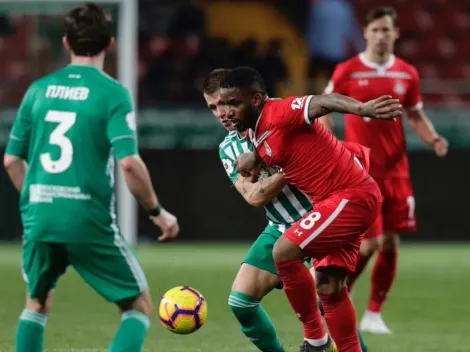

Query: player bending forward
[320,6,449,334]
[3,4,179,352]
[220,67,401,352]
[203,69,369,352]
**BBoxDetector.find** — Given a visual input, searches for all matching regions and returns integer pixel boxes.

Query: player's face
[203,91,235,131]
[218,87,261,132]
[364,15,399,55]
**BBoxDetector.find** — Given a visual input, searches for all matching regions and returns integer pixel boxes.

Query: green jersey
[219,131,313,232]
[6,64,137,243]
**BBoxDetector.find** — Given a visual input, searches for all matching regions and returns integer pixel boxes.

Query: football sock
[368,250,398,313]
[318,295,368,351]
[15,310,47,352]
[347,253,372,292]
[229,291,284,352]
[318,289,362,352]
[275,259,326,341]
[109,310,150,352]
[358,329,368,352]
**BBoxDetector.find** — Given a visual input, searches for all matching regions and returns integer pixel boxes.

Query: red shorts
[284,178,381,272]
[364,178,416,238]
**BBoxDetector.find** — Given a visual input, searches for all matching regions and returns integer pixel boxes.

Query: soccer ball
[159,286,207,334]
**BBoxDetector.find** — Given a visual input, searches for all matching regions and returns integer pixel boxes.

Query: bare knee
[231,264,280,299]
[272,236,303,263]
[117,289,153,317]
[380,232,399,253]
[360,238,379,257]
[25,290,54,314]
[315,267,348,299]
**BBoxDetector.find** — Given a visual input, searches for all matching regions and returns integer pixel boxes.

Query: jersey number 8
[300,212,321,230]
[40,110,76,174]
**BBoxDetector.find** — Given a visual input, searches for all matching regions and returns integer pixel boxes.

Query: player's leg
[310,265,368,352]
[346,219,381,294]
[229,228,285,352]
[275,187,380,352]
[67,236,152,352]
[273,236,334,352]
[364,179,416,334]
[16,241,68,352]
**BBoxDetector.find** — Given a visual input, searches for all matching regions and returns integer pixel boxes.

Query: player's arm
[3,156,27,192]
[3,86,34,192]
[306,94,402,122]
[219,146,284,207]
[407,109,448,157]
[234,172,287,208]
[405,67,448,157]
[108,90,179,241]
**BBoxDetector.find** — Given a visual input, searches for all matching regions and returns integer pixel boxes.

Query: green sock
[109,310,150,352]
[229,291,284,352]
[15,310,47,352]
[358,329,368,352]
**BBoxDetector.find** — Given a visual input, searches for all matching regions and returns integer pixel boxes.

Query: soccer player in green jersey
[203,69,368,352]
[3,4,179,352]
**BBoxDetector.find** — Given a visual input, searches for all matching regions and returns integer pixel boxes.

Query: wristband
[148,203,163,218]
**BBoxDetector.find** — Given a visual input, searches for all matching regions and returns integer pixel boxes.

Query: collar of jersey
[359,52,395,71]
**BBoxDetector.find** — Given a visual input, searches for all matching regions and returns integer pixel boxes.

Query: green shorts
[243,223,284,276]
[243,223,314,277]
[21,236,148,303]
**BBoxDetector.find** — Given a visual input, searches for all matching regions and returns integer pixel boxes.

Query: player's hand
[151,209,180,242]
[361,95,402,120]
[236,152,262,179]
[433,136,449,157]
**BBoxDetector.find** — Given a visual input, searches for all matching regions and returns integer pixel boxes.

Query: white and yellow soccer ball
[159,286,208,334]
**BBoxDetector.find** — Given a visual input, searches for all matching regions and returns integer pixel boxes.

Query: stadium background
[0,1,469,351]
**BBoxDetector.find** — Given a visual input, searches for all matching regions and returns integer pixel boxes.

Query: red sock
[347,253,371,293]
[275,259,326,340]
[319,289,361,352]
[368,250,398,313]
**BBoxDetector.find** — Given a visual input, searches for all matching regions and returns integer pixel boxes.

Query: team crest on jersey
[126,111,136,131]
[394,81,405,95]
[264,141,272,157]
[222,159,234,175]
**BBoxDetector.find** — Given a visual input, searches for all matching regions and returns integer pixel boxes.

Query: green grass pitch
[0,243,469,351]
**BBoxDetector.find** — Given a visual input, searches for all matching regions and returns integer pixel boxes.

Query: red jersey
[324,53,423,179]
[248,97,369,202]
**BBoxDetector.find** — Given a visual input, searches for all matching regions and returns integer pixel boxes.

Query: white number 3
[40,110,76,174]
[300,212,321,230]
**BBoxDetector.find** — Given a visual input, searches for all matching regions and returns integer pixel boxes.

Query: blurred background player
[219,66,401,352]
[320,6,449,334]
[3,4,179,352]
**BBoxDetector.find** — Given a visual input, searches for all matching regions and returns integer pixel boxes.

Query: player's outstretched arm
[307,94,402,121]
[3,155,27,192]
[407,109,448,157]
[234,172,287,208]
[120,155,179,241]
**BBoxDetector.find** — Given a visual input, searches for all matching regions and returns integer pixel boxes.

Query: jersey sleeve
[5,85,35,159]
[218,142,240,184]
[404,66,423,111]
[276,95,316,127]
[323,63,348,95]
[106,87,138,160]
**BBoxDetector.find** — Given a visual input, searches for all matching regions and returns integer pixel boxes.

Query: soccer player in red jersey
[320,6,449,334]
[219,66,401,352]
